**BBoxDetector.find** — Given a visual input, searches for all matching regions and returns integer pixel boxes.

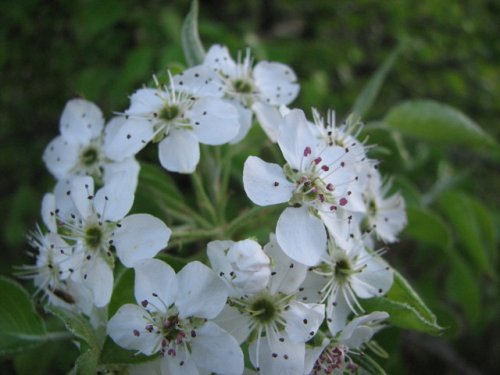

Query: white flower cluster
[24,44,407,374]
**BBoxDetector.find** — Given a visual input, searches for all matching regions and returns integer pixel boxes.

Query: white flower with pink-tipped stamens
[107,259,244,375]
[298,239,393,335]
[243,109,359,266]
[210,234,324,375]
[44,175,171,307]
[105,72,240,174]
[43,99,140,190]
[178,44,300,143]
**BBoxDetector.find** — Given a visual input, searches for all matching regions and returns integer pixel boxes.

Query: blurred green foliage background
[1,0,499,374]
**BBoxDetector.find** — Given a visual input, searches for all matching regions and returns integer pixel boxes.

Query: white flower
[43,99,140,189]
[207,239,271,295]
[298,239,393,335]
[44,175,171,307]
[191,44,299,142]
[105,74,240,173]
[107,259,243,375]
[243,109,358,266]
[212,234,324,375]
[304,311,389,375]
[361,169,407,243]
[16,223,95,316]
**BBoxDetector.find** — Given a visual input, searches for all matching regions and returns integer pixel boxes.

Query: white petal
[339,311,389,348]
[351,251,393,298]
[296,271,328,305]
[264,234,308,295]
[252,102,283,142]
[53,178,78,221]
[134,259,177,314]
[172,66,224,97]
[203,44,238,78]
[277,109,317,169]
[229,103,253,144]
[158,130,200,173]
[114,214,171,268]
[102,157,140,195]
[60,99,104,145]
[105,118,154,161]
[43,136,79,179]
[303,338,330,375]
[213,305,252,344]
[326,290,352,335]
[127,88,164,115]
[283,301,324,343]
[69,176,95,219]
[254,61,299,106]
[242,156,294,206]
[176,261,228,319]
[249,330,304,375]
[41,193,57,232]
[82,255,113,307]
[191,322,244,375]
[275,207,326,266]
[93,174,135,222]
[160,348,200,375]
[107,304,161,355]
[188,97,239,145]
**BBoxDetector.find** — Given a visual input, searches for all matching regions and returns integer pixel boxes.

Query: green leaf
[108,267,135,318]
[446,253,482,324]
[181,0,205,67]
[352,46,401,118]
[99,337,156,366]
[438,190,494,277]
[384,100,496,148]
[0,276,47,355]
[363,270,443,335]
[405,206,452,249]
[353,351,387,375]
[140,163,185,205]
[45,305,101,375]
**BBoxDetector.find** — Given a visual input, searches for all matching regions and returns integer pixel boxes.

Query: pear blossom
[207,239,271,295]
[298,239,393,334]
[44,175,171,307]
[17,226,94,316]
[182,44,299,142]
[360,169,407,243]
[212,234,324,375]
[243,109,359,266]
[107,259,244,375]
[105,73,240,173]
[43,99,140,189]
[304,311,389,375]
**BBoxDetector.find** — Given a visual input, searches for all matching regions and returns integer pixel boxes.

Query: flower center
[313,344,347,373]
[233,79,253,94]
[80,147,99,166]
[84,226,103,250]
[334,258,353,281]
[159,105,180,122]
[249,296,278,324]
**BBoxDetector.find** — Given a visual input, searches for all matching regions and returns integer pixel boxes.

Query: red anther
[314,157,322,165]
[339,198,348,206]
[303,146,312,156]
[321,165,330,171]
[326,183,334,191]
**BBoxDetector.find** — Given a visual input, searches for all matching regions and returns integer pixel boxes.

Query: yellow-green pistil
[81,147,98,166]
[159,105,180,122]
